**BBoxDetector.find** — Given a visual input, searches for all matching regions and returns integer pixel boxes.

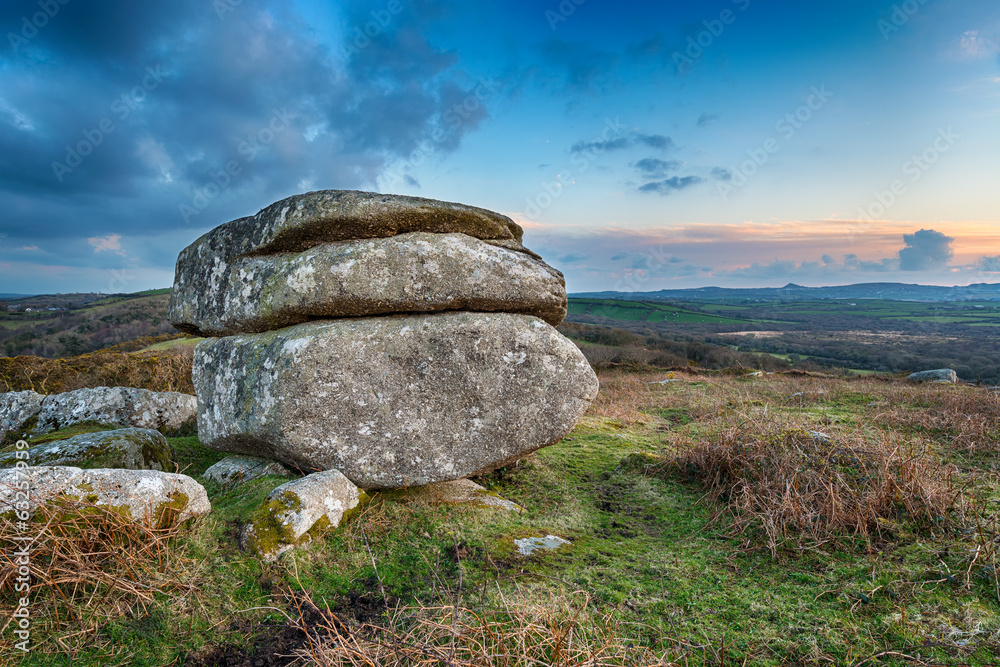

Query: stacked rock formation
[169,190,599,490]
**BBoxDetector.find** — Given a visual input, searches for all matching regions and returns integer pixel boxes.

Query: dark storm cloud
[897,229,954,271]
[0,0,493,271]
[638,175,703,195]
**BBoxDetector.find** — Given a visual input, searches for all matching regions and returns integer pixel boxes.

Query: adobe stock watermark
[672,0,751,74]
[7,0,71,54]
[179,108,295,224]
[9,439,33,653]
[340,0,409,59]
[51,66,166,183]
[380,80,498,188]
[107,268,135,294]
[878,0,931,41]
[853,127,959,226]
[716,85,832,201]
[522,117,626,220]
[213,0,243,21]
[545,0,586,31]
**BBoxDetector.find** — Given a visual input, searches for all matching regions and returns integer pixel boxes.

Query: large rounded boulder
[193,312,598,488]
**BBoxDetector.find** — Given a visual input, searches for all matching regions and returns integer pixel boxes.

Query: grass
[5,371,1000,665]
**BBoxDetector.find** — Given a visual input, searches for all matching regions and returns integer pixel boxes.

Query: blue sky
[0,0,998,294]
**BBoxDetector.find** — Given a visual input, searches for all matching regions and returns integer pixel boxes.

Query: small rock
[907,369,958,384]
[0,428,173,471]
[808,431,832,445]
[203,455,292,485]
[0,466,210,526]
[241,469,363,561]
[387,479,522,512]
[515,535,570,556]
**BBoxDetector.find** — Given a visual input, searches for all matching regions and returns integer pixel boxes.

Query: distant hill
[571,282,1000,303]
[0,289,179,358]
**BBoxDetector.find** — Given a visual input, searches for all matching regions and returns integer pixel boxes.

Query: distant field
[568,298,750,325]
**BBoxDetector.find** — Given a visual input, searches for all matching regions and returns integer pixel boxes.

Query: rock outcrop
[0,428,173,471]
[0,387,197,444]
[0,466,210,527]
[170,189,597,501]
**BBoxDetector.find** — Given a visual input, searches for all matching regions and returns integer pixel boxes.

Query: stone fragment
[33,386,197,436]
[0,428,173,471]
[203,455,292,485]
[907,369,958,384]
[170,232,566,336]
[0,466,210,526]
[193,312,599,488]
[240,469,362,561]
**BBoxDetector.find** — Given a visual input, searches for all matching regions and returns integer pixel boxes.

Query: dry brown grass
[872,385,1000,454]
[0,344,195,395]
[672,420,968,557]
[0,499,196,653]
[290,586,677,667]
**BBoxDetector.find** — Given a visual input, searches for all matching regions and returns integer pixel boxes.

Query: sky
[0,0,998,295]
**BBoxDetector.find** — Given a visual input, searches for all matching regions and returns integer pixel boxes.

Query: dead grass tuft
[874,387,1000,454]
[0,499,196,652]
[290,585,676,667]
[672,421,968,557]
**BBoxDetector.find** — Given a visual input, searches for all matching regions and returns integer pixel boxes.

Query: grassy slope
[10,372,1000,666]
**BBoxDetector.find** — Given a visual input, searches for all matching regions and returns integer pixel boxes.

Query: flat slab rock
[0,428,173,471]
[385,478,522,512]
[0,466,210,526]
[170,232,566,337]
[241,469,362,561]
[169,190,530,334]
[194,312,599,489]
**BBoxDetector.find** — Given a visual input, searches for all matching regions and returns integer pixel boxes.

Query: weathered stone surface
[170,232,566,336]
[169,190,530,335]
[203,455,291,485]
[33,387,197,436]
[0,390,44,443]
[515,535,570,556]
[907,369,958,384]
[0,466,210,526]
[385,478,523,512]
[240,469,362,561]
[0,428,173,471]
[194,312,599,489]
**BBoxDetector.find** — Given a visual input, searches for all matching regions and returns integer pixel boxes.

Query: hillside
[0,290,177,358]
[5,369,1000,665]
